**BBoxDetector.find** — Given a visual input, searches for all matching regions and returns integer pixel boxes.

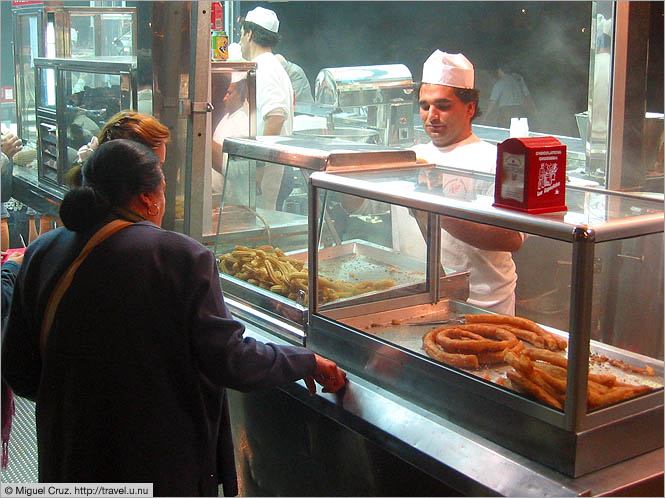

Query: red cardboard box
[494,136,567,214]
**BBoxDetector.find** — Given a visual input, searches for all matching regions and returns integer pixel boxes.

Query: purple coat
[1,220,316,496]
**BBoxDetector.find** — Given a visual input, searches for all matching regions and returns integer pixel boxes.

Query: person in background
[590,15,612,144]
[275,53,314,104]
[239,6,295,210]
[484,61,536,129]
[1,249,23,469]
[2,139,346,496]
[136,52,154,115]
[396,50,524,315]
[73,109,171,185]
[1,132,23,252]
[211,73,250,194]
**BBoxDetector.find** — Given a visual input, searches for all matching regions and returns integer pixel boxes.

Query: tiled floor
[1,396,38,483]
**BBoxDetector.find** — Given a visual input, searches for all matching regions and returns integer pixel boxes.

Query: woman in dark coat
[1,139,346,496]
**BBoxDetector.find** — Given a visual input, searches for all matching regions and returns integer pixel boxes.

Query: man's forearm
[262,114,286,136]
[439,216,523,252]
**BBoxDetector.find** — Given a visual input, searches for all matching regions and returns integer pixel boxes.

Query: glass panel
[15,14,39,144]
[581,232,664,411]
[209,71,252,236]
[68,12,134,57]
[316,189,428,311]
[573,1,614,184]
[214,154,310,301]
[60,70,129,180]
[593,234,663,360]
[38,122,58,184]
[101,13,134,56]
[37,67,56,109]
[69,14,96,58]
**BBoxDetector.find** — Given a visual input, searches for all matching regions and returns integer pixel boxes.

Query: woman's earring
[147,203,160,217]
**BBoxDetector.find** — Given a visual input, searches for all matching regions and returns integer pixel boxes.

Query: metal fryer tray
[289,240,426,286]
[331,300,664,393]
[288,240,469,307]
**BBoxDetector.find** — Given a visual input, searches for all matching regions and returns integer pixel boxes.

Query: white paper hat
[245,7,279,33]
[231,72,247,84]
[422,50,474,89]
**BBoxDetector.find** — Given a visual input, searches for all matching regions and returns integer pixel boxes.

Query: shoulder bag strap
[40,219,133,353]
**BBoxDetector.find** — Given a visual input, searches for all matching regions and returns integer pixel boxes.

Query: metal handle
[617,253,645,262]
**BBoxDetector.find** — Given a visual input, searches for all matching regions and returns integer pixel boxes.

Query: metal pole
[564,227,595,431]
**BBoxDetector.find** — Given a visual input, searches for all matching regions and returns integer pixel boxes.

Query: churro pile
[421,313,654,410]
[502,348,655,410]
[422,313,567,369]
[218,245,395,304]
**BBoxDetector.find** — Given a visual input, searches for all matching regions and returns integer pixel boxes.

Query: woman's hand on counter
[305,354,347,395]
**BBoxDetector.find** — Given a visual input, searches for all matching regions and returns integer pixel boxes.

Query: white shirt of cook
[212,103,250,194]
[254,52,294,210]
[393,134,519,315]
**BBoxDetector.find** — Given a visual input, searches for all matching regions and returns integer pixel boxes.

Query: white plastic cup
[510,117,529,138]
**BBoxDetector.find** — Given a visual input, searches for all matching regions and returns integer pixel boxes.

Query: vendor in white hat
[394,49,524,315]
[239,6,294,210]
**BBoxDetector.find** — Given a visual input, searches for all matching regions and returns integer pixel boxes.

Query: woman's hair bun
[59,186,112,233]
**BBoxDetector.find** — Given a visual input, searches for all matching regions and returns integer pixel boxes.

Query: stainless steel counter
[228,297,664,497]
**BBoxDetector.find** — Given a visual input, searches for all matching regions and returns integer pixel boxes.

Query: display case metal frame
[215,136,441,337]
[306,168,663,477]
[33,56,137,191]
[12,5,46,148]
[42,6,137,58]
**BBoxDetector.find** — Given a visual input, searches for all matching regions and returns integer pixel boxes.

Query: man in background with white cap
[394,49,524,315]
[239,6,295,210]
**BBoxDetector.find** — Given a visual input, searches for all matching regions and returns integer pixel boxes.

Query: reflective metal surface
[293,127,380,143]
[314,64,414,108]
[314,64,416,147]
[229,319,663,496]
[309,169,664,242]
[222,135,417,171]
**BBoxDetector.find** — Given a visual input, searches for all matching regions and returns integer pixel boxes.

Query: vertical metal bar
[427,212,441,303]
[94,13,102,57]
[224,1,236,44]
[246,68,257,135]
[152,1,191,232]
[53,9,70,58]
[185,2,212,242]
[564,227,596,431]
[306,178,321,344]
[55,65,66,187]
[608,1,650,191]
[13,10,24,141]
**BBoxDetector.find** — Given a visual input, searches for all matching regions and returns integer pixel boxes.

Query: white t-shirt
[254,52,295,210]
[212,104,250,194]
[393,134,520,315]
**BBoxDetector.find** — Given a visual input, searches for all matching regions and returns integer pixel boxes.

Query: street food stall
[4,1,663,495]
[211,134,663,494]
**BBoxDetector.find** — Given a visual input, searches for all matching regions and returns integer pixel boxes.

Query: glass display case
[307,165,663,477]
[45,6,137,58]
[31,56,136,190]
[211,136,466,333]
[12,6,44,147]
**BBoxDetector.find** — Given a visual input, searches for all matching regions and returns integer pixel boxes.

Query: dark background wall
[237,1,594,136]
[3,1,662,137]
